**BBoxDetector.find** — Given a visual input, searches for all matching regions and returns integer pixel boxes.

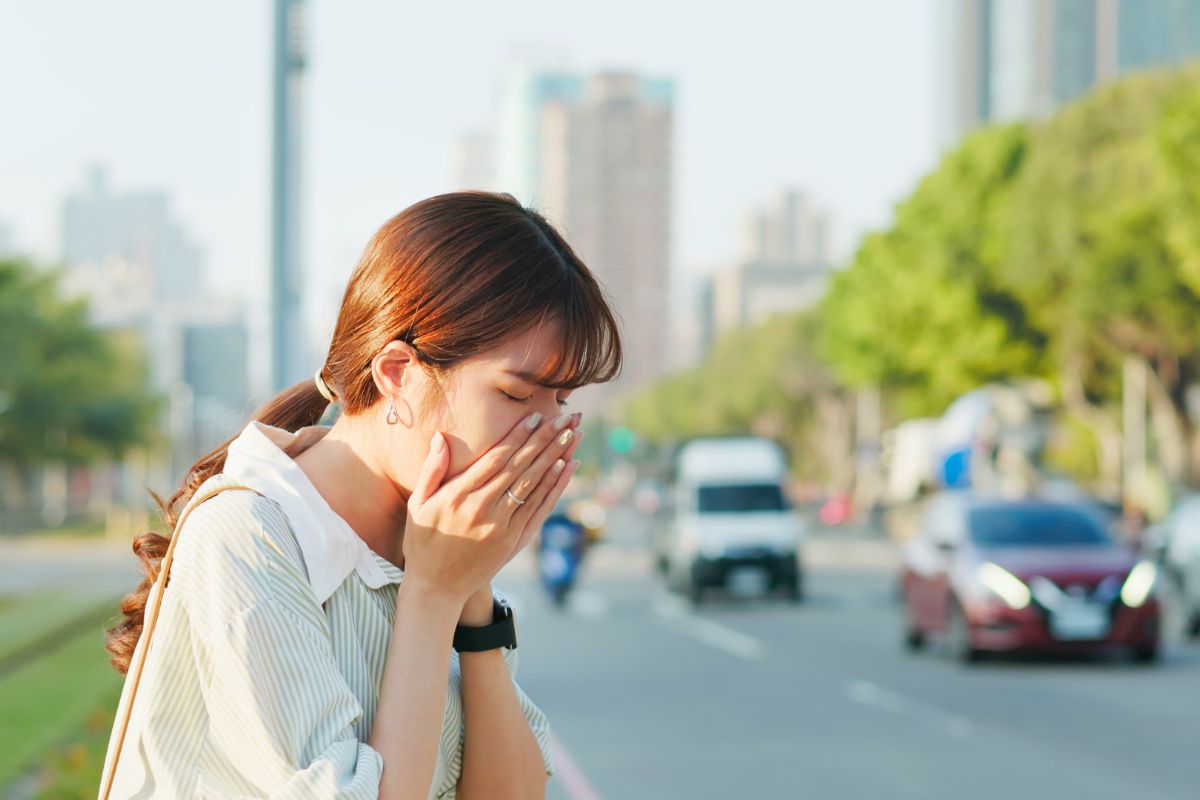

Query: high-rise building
[940,0,1200,146]
[58,167,252,482]
[493,61,585,207]
[61,166,203,303]
[535,71,674,406]
[701,190,834,355]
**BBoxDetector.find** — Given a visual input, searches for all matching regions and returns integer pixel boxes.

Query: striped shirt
[99,421,554,799]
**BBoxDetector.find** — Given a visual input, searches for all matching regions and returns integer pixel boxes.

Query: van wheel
[784,577,804,604]
[904,626,927,651]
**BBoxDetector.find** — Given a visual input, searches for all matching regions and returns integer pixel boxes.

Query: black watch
[452,598,518,652]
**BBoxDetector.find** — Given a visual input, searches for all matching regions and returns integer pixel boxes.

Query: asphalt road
[496,506,1200,800]
[4,510,1197,800]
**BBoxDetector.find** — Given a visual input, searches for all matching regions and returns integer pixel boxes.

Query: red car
[901,493,1161,663]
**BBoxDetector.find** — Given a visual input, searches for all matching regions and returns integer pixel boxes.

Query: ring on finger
[505,488,527,506]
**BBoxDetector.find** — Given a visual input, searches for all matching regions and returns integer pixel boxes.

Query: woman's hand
[401,411,584,610]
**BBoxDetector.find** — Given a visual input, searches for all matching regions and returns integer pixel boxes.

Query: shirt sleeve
[511,677,555,778]
[203,598,384,799]
[176,491,384,799]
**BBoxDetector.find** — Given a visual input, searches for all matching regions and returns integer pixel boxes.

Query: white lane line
[548,730,605,800]
[652,596,768,662]
[845,679,974,739]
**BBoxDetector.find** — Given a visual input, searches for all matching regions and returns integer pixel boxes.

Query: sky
[0,0,941,365]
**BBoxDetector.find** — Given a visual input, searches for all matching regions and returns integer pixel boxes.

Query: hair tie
[314,368,337,403]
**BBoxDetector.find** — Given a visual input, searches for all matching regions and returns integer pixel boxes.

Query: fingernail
[551,458,565,474]
[553,412,571,430]
[571,411,582,426]
[569,459,581,472]
[575,430,586,444]
[430,431,443,453]
[525,412,542,430]
[557,428,574,446]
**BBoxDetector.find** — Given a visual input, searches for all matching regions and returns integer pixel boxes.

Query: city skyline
[0,0,940,386]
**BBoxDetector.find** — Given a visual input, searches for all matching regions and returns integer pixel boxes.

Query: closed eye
[501,390,569,407]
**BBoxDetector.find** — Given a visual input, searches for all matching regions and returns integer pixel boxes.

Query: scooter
[538,509,587,608]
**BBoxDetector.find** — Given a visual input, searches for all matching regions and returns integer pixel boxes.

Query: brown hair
[105,191,623,673]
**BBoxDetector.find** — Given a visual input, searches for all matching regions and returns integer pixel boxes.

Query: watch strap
[453,598,517,652]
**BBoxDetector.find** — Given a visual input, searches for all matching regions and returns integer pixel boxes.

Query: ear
[370,340,421,400]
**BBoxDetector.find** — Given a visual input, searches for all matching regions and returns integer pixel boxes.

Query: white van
[659,437,805,604]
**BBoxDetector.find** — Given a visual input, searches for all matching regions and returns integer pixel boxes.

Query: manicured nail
[569,459,581,472]
[557,428,574,446]
[553,412,571,430]
[551,458,565,474]
[525,412,542,430]
[570,411,582,427]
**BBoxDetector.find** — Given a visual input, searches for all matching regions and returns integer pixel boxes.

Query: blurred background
[3,1,1200,797]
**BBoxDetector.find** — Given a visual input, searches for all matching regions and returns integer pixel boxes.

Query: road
[4,510,1197,799]
[496,506,1200,800]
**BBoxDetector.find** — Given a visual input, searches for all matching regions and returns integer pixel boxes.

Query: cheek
[441,391,526,477]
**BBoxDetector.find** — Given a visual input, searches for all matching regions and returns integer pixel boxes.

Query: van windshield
[697,484,786,513]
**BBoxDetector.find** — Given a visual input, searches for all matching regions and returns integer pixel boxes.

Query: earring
[386,396,399,425]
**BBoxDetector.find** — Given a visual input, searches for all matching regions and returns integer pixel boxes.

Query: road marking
[652,596,768,661]
[845,679,973,739]
[548,730,604,800]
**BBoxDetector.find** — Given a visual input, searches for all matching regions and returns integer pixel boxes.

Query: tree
[818,123,1046,418]
[1003,65,1200,485]
[0,258,161,469]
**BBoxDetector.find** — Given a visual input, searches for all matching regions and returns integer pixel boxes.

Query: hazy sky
[1,0,940,353]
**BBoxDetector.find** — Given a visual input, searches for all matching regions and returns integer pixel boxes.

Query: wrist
[458,584,495,626]
[396,578,464,629]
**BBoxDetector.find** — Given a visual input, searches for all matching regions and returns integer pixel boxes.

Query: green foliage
[0,259,162,466]
[623,310,843,479]
[818,123,1047,417]
[1004,67,1200,410]
[628,63,1200,487]
[0,602,123,790]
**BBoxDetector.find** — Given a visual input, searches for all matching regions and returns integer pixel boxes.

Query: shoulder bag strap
[100,482,259,800]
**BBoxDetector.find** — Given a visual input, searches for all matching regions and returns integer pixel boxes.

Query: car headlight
[1120,561,1158,608]
[977,562,1032,610]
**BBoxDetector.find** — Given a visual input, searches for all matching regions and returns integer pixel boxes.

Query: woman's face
[398,318,577,485]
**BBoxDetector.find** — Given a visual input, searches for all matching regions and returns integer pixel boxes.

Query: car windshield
[967,505,1113,547]
[697,483,785,513]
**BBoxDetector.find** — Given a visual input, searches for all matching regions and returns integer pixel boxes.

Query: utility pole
[270,0,309,393]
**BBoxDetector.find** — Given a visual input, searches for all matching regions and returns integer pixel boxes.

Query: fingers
[409,431,449,507]
[508,424,584,545]
[453,411,545,494]
[479,411,577,507]
[512,452,581,556]
[500,424,584,510]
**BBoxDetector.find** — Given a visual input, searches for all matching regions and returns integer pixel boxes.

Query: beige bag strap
[100,482,260,800]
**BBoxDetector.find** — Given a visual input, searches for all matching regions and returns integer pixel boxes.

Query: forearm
[457,647,548,799]
[368,581,460,800]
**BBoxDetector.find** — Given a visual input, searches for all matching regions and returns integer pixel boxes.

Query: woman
[100,191,623,799]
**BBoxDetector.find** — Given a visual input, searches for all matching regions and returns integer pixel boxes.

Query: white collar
[222,420,404,604]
